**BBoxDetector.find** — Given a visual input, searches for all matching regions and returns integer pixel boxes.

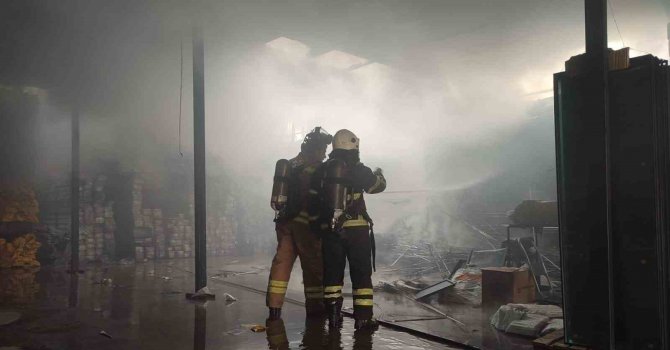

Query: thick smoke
[14,0,670,247]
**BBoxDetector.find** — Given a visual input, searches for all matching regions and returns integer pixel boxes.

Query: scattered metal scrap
[99,330,113,339]
[376,280,466,327]
[415,279,456,300]
[385,241,470,279]
[388,316,448,323]
[212,266,265,278]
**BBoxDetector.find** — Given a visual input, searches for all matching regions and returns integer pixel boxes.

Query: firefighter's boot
[354,318,379,331]
[326,301,343,329]
[268,307,282,320]
[305,300,326,318]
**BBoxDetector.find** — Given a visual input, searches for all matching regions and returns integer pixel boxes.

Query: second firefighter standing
[309,129,387,330]
[267,127,333,320]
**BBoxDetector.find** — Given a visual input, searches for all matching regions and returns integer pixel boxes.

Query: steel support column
[556,0,611,347]
[192,27,208,292]
[585,0,614,348]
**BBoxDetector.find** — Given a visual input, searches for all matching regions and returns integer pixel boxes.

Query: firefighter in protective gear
[308,129,387,330]
[266,127,333,320]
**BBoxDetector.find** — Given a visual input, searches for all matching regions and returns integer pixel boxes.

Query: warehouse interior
[1,1,669,349]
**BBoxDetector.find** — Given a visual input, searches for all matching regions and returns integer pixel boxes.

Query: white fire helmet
[332,129,360,151]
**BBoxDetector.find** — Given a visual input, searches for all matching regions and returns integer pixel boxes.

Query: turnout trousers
[322,224,374,321]
[266,220,324,315]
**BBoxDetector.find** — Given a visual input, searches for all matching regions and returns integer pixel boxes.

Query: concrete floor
[215,257,534,350]
[0,257,455,350]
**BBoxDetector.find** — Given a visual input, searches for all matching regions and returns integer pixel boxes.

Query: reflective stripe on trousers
[267,221,323,309]
[322,225,374,320]
[304,285,324,299]
[268,279,288,295]
[323,285,343,300]
[353,288,373,307]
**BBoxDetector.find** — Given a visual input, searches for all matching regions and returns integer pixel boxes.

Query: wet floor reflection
[266,318,289,350]
[325,328,342,350]
[301,318,327,349]
[0,260,452,350]
[68,273,79,308]
[352,330,373,350]
[265,317,378,350]
[194,304,207,350]
[0,267,41,305]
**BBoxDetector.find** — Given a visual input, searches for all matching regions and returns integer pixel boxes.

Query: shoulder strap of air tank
[362,211,375,272]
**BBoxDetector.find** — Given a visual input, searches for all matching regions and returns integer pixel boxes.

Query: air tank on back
[271,159,291,216]
[324,158,349,229]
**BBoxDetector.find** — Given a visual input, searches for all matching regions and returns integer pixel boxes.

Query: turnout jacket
[308,159,386,233]
[276,153,322,224]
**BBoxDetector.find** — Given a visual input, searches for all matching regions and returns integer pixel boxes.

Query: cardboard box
[481,267,535,307]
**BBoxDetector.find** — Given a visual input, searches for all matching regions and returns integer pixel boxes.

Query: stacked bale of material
[206,216,237,256]
[38,182,71,239]
[133,208,163,260]
[131,176,143,225]
[0,184,39,223]
[103,205,116,257]
[0,184,43,267]
[152,209,166,259]
[78,212,102,261]
[165,214,194,259]
[130,176,152,261]
[0,267,40,304]
[78,178,94,261]
[135,208,166,260]
[0,234,41,268]
[78,176,115,262]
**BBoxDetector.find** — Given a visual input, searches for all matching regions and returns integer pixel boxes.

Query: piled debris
[383,240,470,278]
[440,266,483,305]
[490,303,564,338]
[379,236,511,306]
